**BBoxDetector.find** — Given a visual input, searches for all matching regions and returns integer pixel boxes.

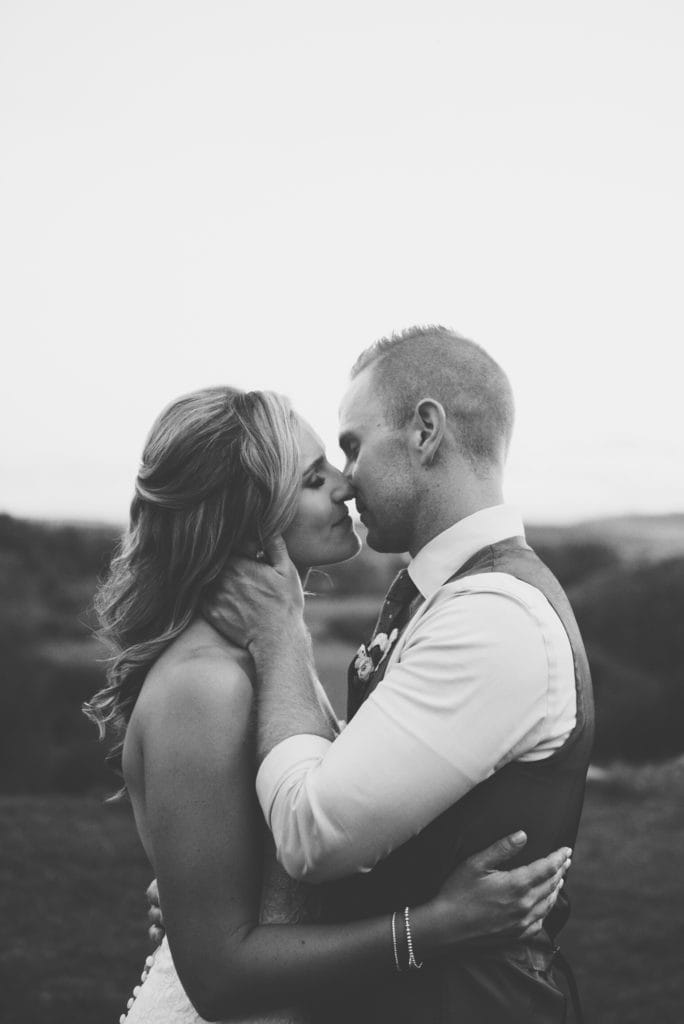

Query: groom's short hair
[351,325,515,468]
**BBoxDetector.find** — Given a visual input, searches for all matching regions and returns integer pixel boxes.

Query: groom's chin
[364,529,399,555]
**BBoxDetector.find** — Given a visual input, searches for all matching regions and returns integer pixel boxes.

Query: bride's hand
[203,537,305,650]
[430,831,571,946]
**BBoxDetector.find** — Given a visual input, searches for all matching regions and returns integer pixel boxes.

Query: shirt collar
[407,504,525,601]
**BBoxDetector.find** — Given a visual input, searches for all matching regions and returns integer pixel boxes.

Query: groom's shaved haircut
[351,325,515,468]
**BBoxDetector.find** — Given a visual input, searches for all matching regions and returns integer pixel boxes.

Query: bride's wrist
[399,899,451,962]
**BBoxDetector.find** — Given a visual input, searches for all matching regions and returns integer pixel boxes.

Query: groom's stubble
[338,371,420,555]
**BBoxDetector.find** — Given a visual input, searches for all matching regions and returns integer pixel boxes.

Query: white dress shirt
[255,505,577,883]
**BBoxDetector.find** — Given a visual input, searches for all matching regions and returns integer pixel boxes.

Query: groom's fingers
[263,534,291,573]
[225,555,259,577]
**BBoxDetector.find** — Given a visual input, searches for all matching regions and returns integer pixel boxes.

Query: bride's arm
[142,654,568,1021]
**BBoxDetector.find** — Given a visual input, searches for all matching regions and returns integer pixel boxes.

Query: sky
[2,1,683,525]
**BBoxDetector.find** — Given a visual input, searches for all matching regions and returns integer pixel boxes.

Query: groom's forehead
[338,371,376,426]
[338,375,389,449]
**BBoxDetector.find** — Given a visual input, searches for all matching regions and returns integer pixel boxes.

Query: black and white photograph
[1,3,683,1022]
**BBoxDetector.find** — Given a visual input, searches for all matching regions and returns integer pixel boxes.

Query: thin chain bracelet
[391,911,402,972]
[403,906,423,970]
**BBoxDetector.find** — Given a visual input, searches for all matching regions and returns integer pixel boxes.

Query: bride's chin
[329,535,363,565]
[304,537,362,570]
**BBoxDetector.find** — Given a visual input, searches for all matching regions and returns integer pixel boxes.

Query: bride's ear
[263,535,290,569]
[237,538,260,558]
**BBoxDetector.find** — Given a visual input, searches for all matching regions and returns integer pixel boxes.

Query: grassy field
[1,760,683,1023]
[0,796,150,1024]
[561,760,684,1023]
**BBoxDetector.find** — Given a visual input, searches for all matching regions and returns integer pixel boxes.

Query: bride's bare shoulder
[136,618,255,725]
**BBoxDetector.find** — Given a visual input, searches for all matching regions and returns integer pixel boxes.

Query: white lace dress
[120,836,316,1024]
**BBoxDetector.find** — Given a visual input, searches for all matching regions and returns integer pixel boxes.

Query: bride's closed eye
[304,473,325,489]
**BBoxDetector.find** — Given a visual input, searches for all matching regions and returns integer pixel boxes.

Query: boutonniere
[354,644,375,681]
[354,628,400,681]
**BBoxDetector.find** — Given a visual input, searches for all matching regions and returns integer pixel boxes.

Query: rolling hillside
[1,509,683,792]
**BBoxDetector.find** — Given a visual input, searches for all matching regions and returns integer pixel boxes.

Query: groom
[211,326,594,1022]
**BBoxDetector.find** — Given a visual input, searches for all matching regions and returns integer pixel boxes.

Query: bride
[85,386,570,1024]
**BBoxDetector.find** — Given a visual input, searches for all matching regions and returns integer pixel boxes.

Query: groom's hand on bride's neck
[203,536,306,652]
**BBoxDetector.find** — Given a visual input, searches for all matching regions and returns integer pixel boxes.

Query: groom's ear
[409,398,447,467]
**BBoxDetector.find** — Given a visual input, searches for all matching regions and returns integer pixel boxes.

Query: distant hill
[570,554,684,675]
[530,517,684,761]
[0,512,116,630]
[568,556,684,761]
[529,513,684,567]
[316,512,684,596]
[0,514,119,792]
[0,509,683,790]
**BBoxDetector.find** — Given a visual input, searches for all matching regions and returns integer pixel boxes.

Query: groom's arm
[203,538,340,753]
[250,617,339,755]
[252,583,570,883]
[204,543,573,885]
[247,615,343,822]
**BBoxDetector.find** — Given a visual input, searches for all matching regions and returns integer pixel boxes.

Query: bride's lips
[333,513,352,528]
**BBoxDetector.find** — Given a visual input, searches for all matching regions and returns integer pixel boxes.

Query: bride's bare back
[123,618,255,864]
[122,618,312,1023]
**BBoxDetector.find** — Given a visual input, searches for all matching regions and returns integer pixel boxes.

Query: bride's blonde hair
[84,386,300,770]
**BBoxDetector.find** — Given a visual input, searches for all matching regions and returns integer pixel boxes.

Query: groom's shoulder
[420,571,568,648]
[435,570,553,613]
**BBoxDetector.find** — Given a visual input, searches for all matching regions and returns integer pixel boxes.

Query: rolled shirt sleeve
[256,578,565,883]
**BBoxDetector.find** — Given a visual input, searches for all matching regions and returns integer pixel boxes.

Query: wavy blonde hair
[84,386,300,772]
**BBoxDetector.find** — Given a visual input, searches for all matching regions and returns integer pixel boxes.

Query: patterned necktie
[347,567,420,720]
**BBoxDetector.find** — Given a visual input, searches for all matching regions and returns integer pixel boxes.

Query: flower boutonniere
[354,628,400,682]
[353,644,374,682]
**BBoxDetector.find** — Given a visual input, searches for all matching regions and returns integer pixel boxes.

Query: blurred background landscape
[1,510,683,1022]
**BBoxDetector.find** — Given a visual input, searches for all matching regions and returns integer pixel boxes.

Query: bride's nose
[330,467,355,503]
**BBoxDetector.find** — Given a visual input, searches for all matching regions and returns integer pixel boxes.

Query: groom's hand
[203,537,305,651]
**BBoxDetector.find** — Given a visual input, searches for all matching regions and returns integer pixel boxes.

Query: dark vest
[318,537,594,1024]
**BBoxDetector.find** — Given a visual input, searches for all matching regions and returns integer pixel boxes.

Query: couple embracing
[88,325,593,1023]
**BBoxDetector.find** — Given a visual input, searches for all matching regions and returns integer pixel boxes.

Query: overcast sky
[2,1,682,525]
